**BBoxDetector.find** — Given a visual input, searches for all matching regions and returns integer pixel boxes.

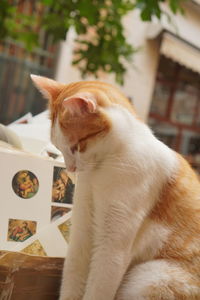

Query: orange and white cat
[31,75,200,300]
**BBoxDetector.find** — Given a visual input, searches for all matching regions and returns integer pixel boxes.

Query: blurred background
[0,0,200,173]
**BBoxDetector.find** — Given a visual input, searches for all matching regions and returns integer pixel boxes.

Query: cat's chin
[67,166,76,172]
[65,160,94,173]
[67,165,95,173]
[66,166,85,173]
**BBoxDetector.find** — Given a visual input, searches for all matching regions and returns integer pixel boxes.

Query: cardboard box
[0,251,64,300]
[0,146,74,257]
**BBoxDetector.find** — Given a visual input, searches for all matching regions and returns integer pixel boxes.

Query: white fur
[116,260,196,300]
[51,104,181,300]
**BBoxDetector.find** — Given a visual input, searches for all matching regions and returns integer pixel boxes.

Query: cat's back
[150,154,200,272]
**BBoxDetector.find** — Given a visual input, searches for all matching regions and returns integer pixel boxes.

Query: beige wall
[55,3,200,121]
[161,2,200,49]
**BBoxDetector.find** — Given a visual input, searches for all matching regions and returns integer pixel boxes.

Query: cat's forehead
[30,79,134,127]
[59,82,112,106]
[56,81,135,116]
[31,76,136,122]
[49,82,111,124]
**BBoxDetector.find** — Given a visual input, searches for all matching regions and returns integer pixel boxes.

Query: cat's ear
[62,93,97,116]
[30,74,64,101]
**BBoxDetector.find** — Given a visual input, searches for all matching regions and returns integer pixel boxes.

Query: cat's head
[31,75,136,172]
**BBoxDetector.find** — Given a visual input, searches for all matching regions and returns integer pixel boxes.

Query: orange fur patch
[146,283,198,300]
[48,81,137,152]
[59,109,111,152]
[150,154,200,281]
[50,81,136,124]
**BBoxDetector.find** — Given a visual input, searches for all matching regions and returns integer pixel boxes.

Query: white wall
[55,3,200,121]
[161,2,200,49]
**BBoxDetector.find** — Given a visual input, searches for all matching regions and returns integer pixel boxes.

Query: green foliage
[135,0,185,21]
[0,0,186,84]
[0,0,16,39]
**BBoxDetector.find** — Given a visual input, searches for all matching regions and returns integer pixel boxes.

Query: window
[148,55,200,173]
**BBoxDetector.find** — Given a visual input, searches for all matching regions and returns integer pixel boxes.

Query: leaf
[41,0,53,4]
[141,8,152,21]
[0,0,185,84]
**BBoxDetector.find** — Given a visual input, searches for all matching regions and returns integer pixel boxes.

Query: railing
[0,38,58,124]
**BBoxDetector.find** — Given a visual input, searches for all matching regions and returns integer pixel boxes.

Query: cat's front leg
[82,193,144,300]
[59,176,93,300]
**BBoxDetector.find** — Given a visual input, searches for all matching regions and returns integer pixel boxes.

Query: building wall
[162,2,200,49]
[55,3,200,121]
